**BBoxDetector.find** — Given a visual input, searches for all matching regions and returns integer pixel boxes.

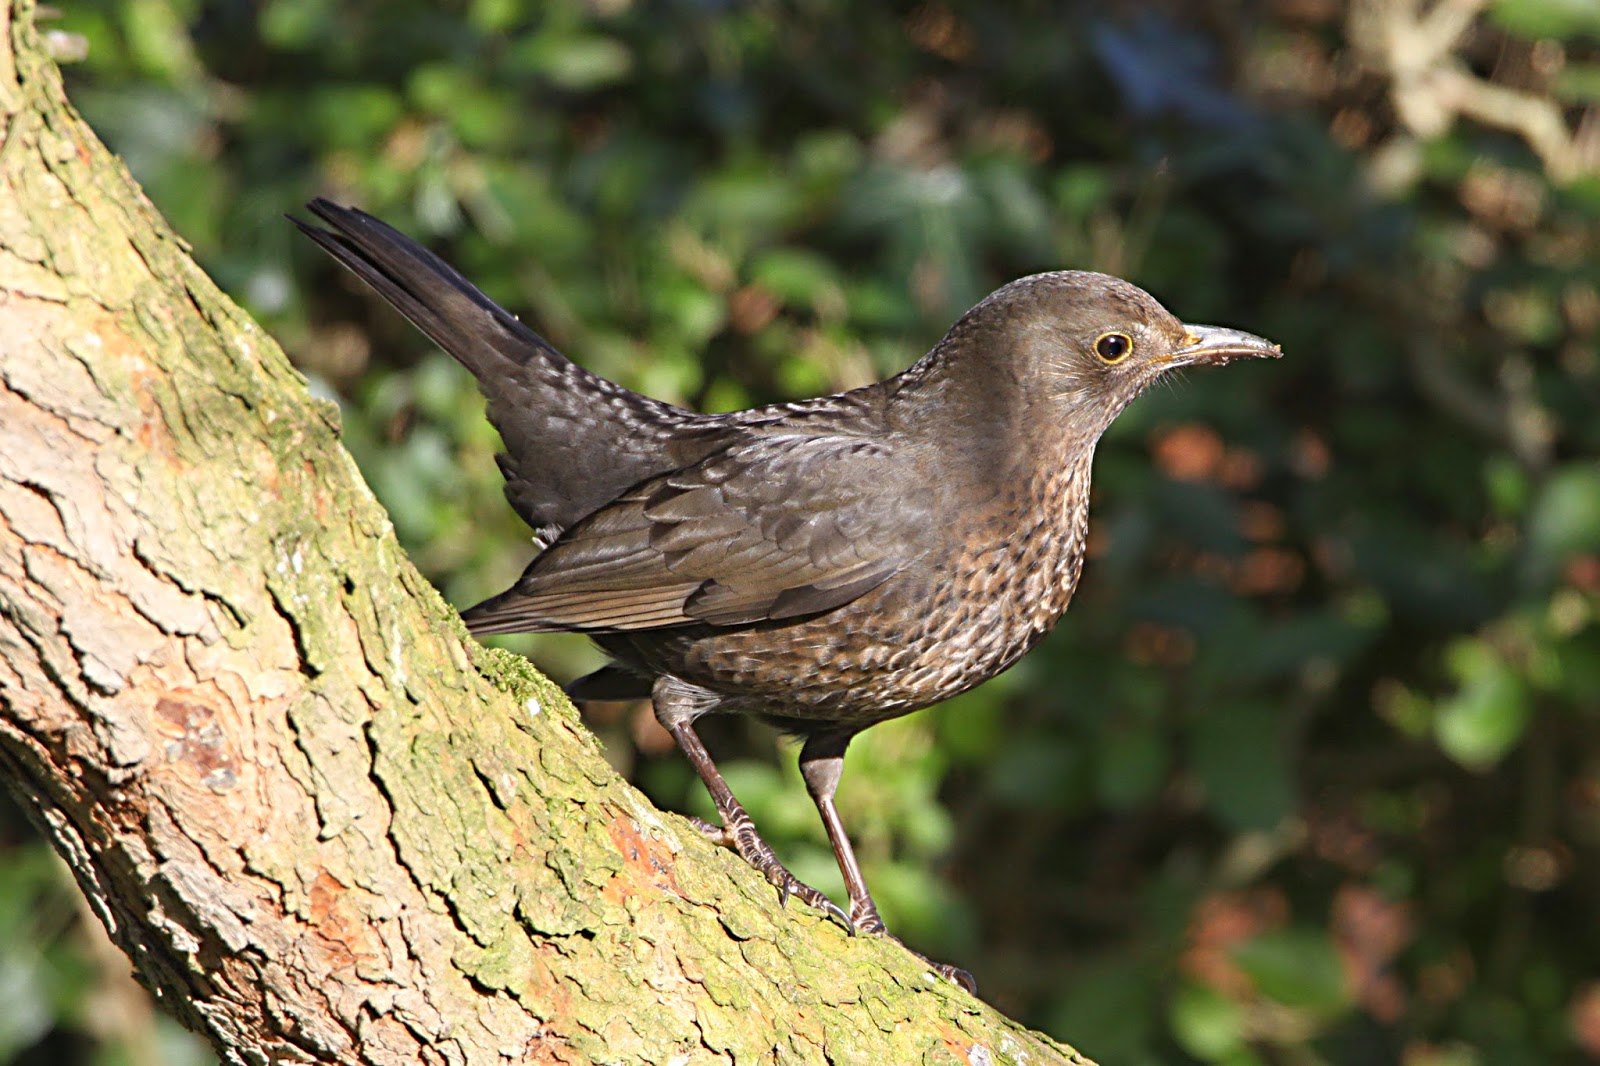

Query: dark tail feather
[564,665,653,702]
[289,199,568,381]
[292,200,694,533]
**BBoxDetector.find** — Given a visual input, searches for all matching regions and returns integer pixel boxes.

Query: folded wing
[463,431,923,633]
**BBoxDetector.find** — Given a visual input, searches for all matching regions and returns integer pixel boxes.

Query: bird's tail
[292,199,689,534]
[292,199,567,384]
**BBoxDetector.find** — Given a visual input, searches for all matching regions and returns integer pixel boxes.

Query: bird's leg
[799,731,979,994]
[653,678,849,929]
[796,732,884,934]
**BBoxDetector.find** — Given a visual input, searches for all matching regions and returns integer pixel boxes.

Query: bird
[293,198,1280,991]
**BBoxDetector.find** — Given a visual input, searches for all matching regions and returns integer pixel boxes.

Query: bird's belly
[606,518,1087,725]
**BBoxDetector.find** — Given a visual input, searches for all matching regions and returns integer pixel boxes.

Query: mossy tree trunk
[0,2,1092,1063]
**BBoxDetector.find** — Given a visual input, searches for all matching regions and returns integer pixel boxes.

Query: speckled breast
[605,451,1096,726]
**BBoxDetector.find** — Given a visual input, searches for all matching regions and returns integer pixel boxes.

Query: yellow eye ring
[1094,331,1133,363]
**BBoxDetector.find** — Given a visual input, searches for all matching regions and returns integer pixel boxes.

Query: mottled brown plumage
[295,199,1280,991]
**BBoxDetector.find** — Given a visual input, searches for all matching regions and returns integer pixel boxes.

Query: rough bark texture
[0,3,1094,1063]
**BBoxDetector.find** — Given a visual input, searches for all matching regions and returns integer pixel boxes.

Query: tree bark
[0,3,1092,1063]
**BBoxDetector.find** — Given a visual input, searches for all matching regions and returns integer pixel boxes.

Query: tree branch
[0,1,1088,1062]
[1351,0,1600,183]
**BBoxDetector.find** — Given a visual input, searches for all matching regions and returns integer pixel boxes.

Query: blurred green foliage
[13,0,1599,1062]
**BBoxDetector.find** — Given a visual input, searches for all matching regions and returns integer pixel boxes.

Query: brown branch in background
[1351,0,1600,183]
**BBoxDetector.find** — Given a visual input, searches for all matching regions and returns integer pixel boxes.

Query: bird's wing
[462,431,925,633]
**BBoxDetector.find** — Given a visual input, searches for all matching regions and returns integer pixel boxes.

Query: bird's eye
[1094,331,1133,363]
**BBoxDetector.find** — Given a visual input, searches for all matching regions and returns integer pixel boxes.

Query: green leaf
[1094,726,1170,809]
[1490,0,1600,39]
[307,85,403,152]
[0,847,76,1058]
[1522,464,1600,589]
[0,947,54,1060]
[750,248,846,319]
[122,0,203,78]
[515,34,634,90]
[1484,454,1532,517]
[1046,957,1162,1063]
[1171,982,1245,1060]
[932,691,1005,763]
[1556,63,1600,101]
[1190,703,1294,831]
[1054,164,1113,218]
[648,277,725,349]
[260,0,335,48]
[1231,929,1351,1013]
[988,736,1087,812]
[1435,639,1533,769]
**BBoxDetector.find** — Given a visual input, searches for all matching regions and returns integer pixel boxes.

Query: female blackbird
[295,199,1280,990]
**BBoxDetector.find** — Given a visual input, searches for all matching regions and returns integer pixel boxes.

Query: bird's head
[912,271,1281,446]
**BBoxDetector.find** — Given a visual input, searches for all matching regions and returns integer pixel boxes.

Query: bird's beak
[1172,324,1282,367]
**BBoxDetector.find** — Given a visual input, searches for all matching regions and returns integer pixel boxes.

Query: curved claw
[690,815,971,980]
[800,889,852,932]
[932,961,978,994]
[877,932,978,995]
[699,813,853,932]
[768,868,851,931]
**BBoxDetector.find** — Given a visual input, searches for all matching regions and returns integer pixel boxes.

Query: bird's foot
[847,903,976,994]
[888,937,977,994]
[924,957,978,994]
[690,814,851,930]
[691,816,972,989]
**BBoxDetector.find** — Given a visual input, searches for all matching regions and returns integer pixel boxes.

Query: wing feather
[461,430,926,634]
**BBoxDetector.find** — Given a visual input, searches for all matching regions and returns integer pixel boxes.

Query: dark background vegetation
[7,1,1598,1062]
